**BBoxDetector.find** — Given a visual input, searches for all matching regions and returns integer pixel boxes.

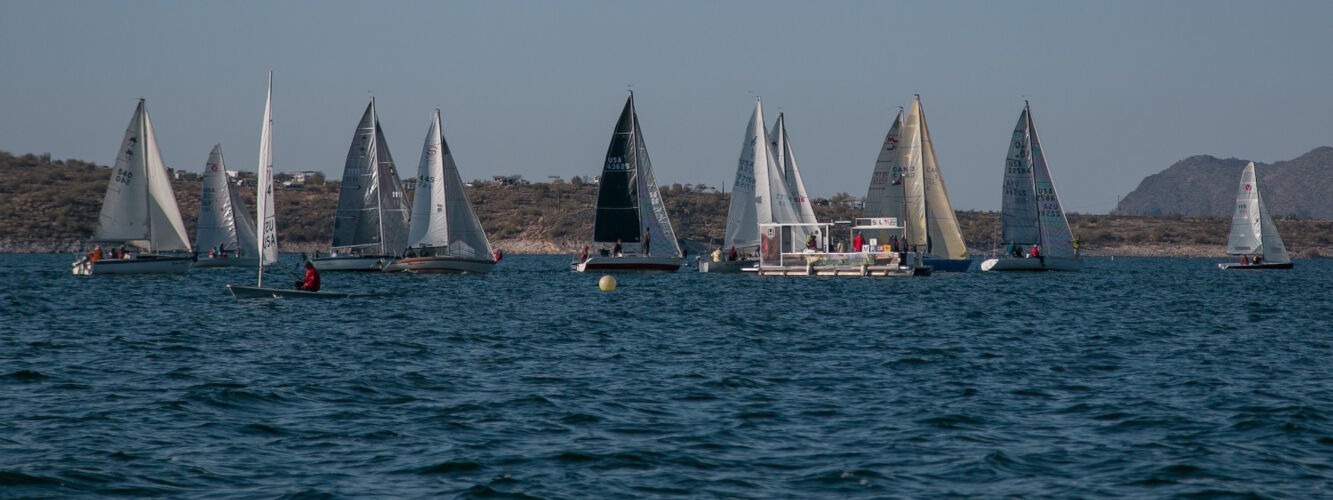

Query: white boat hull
[193,256,260,268]
[311,255,392,272]
[72,255,193,275]
[698,259,756,273]
[227,285,348,299]
[980,256,1081,272]
[390,256,496,273]
[573,256,682,273]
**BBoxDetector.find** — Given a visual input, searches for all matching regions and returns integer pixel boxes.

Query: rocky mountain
[1115,147,1333,218]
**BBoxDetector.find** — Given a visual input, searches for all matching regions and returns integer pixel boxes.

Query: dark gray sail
[331,99,410,255]
[592,95,641,244]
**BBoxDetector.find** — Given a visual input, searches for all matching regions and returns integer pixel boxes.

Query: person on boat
[852,233,865,252]
[1240,255,1249,265]
[88,245,103,263]
[1252,254,1262,264]
[711,247,721,263]
[613,239,623,257]
[806,233,817,250]
[728,246,738,261]
[117,245,127,259]
[1004,241,1015,257]
[1029,244,1040,259]
[295,260,321,292]
[642,229,651,256]
[580,245,590,263]
[493,248,504,262]
[1071,237,1080,257]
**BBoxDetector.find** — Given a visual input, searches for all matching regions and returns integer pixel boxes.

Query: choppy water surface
[2,254,1331,497]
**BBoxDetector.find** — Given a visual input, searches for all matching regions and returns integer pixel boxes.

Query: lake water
[2,254,1331,497]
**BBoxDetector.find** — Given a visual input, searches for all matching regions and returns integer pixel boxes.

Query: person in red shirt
[296,261,320,292]
[852,233,865,252]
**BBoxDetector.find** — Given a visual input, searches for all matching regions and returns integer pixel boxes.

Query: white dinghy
[1218,162,1292,270]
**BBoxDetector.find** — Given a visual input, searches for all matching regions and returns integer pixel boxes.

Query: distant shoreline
[8,240,1327,259]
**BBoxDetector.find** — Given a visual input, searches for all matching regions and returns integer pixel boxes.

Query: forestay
[95,99,191,253]
[407,110,493,259]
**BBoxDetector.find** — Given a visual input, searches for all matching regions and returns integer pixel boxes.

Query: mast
[372,98,386,255]
[1026,101,1044,247]
[257,72,273,287]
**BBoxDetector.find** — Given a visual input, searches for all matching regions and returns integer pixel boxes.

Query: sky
[2,0,1331,213]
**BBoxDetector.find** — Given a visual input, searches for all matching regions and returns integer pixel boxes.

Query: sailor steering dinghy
[573,92,683,272]
[227,74,348,299]
[1218,162,1292,270]
[980,101,1080,272]
[72,99,193,275]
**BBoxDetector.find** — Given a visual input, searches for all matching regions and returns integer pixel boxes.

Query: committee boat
[863,96,971,272]
[755,220,930,277]
[72,99,193,275]
[980,101,1080,272]
[194,144,265,268]
[701,99,796,273]
[312,99,411,272]
[227,74,348,299]
[389,109,497,274]
[573,92,683,273]
[1218,162,1292,270]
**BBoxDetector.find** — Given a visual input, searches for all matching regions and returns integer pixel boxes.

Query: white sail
[256,72,278,269]
[916,98,968,259]
[897,101,928,249]
[196,145,240,254]
[723,102,764,250]
[1227,162,1289,263]
[771,113,818,246]
[632,103,682,257]
[95,99,191,253]
[863,110,904,223]
[1001,104,1041,246]
[408,110,493,259]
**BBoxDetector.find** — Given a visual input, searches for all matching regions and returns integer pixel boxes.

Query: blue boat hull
[923,257,974,273]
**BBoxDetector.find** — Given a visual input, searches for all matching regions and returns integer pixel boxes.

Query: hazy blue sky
[3,0,1331,212]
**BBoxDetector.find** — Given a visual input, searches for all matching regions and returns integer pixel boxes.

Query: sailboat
[1218,162,1292,270]
[193,144,263,267]
[573,92,683,272]
[980,101,1080,272]
[72,99,193,275]
[228,73,347,299]
[862,96,971,271]
[701,99,797,273]
[389,109,497,273]
[771,112,819,232]
[312,99,412,271]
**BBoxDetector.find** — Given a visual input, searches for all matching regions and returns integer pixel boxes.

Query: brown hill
[3,150,1332,257]
[1115,147,1333,217]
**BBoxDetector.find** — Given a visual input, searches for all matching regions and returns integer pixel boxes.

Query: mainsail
[591,93,681,257]
[863,110,905,243]
[255,73,278,270]
[1001,104,1041,246]
[407,110,493,259]
[95,99,192,253]
[724,100,794,250]
[331,99,411,255]
[1226,162,1289,263]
